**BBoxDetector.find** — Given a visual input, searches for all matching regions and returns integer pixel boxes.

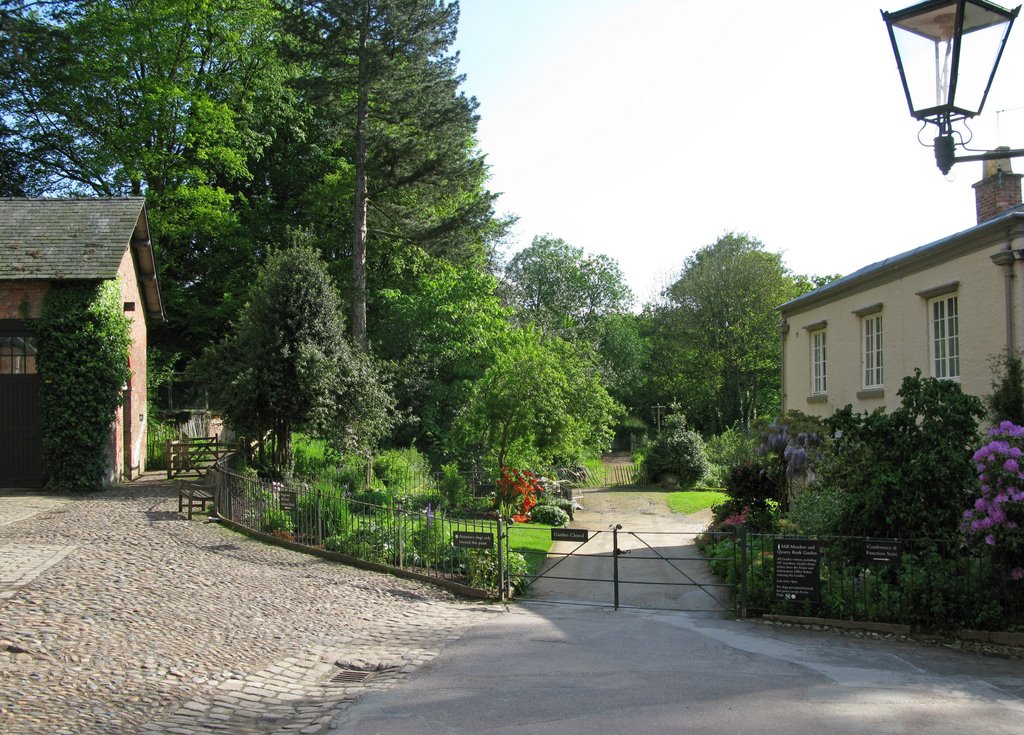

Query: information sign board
[452,531,493,549]
[278,491,297,512]
[774,539,821,602]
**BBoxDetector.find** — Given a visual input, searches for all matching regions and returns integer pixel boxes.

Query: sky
[452,0,1024,304]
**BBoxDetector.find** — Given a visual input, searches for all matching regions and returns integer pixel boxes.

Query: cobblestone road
[0,475,489,735]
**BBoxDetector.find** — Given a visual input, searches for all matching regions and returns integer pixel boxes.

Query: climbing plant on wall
[36,281,132,492]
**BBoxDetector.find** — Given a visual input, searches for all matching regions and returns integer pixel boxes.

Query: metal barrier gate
[507,523,735,613]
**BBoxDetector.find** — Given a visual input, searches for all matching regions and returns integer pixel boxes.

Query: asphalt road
[327,603,1024,735]
[327,487,1024,735]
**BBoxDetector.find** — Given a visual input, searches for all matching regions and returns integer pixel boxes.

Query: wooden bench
[178,471,216,520]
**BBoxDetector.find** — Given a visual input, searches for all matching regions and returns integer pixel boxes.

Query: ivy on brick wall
[36,281,132,492]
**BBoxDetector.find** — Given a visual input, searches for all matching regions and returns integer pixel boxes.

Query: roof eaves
[779,207,1024,315]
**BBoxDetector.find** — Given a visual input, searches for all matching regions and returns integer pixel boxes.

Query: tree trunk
[351,1,371,351]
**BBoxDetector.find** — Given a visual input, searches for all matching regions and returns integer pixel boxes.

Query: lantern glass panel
[890,0,1014,119]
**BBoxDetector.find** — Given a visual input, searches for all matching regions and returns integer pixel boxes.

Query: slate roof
[0,197,164,321]
[780,203,1024,315]
[0,197,148,280]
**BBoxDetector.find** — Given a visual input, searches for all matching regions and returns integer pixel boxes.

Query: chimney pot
[974,148,1023,224]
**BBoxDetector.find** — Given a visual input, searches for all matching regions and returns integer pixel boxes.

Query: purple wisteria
[962,421,1024,580]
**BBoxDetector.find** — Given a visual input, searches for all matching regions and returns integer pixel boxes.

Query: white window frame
[862,314,883,389]
[929,294,959,380]
[810,329,827,395]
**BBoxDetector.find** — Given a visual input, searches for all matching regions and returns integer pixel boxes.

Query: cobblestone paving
[0,475,489,735]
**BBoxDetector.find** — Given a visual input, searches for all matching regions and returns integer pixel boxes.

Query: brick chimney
[973,147,1023,224]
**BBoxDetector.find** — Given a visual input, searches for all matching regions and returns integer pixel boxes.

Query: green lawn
[507,523,555,575]
[665,490,727,515]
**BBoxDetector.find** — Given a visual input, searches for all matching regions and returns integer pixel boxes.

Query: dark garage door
[0,332,43,488]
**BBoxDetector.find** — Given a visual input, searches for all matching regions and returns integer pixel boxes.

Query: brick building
[0,198,163,487]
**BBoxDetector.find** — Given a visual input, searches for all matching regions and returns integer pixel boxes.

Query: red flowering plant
[495,467,540,523]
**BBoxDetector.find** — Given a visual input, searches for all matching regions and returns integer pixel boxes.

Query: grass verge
[666,490,727,515]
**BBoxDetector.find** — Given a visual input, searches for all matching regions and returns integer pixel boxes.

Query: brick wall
[0,281,49,319]
[106,248,149,483]
[974,157,1023,224]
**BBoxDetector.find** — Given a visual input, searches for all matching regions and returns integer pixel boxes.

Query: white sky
[453,0,1024,304]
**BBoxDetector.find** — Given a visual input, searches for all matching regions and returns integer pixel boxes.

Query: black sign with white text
[861,538,903,565]
[452,531,494,549]
[551,528,589,542]
[774,539,821,602]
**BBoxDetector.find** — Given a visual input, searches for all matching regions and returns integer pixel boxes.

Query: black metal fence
[208,456,507,595]
[704,531,1024,631]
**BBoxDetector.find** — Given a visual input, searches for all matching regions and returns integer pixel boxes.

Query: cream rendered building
[780,156,1024,417]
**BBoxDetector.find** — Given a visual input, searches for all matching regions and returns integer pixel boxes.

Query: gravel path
[0,475,488,735]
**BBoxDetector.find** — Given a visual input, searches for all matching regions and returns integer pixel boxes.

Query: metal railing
[207,456,505,595]
[709,531,1024,631]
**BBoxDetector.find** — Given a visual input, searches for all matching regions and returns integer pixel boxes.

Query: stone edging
[764,613,1024,648]
[763,614,911,635]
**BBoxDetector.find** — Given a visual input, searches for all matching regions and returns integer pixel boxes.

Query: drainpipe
[778,320,790,413]
[992,246,1017,355]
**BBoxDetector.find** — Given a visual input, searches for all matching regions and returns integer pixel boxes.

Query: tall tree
[503,235,633,343]
[1,0,293,352]
[652,233,808,434]
[197,246,394,473]
[454,327,621,471]
[289,0,499,348]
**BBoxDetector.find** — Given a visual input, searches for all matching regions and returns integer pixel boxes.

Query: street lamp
[882,0,1021,173]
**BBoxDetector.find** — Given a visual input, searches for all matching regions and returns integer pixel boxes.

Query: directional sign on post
[452,531,493,549]
[861,538,903,565]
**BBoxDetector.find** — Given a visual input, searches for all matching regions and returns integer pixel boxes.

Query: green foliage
[503,235,633,341]
[815,371,984,538]
[438,463,471,509]
[987,350,1024,425]
[786,485,850,536]
[373,448,431,495]
[197,247,394,473]
[374,262,511,458]
[454,327,621,470]
[703,425,756,487]
[36,281,132,492]
[261,509,296,534]
[642,413,709,488]
[464,549,529,591]
[647,233,810,433]
[529,505,569,527]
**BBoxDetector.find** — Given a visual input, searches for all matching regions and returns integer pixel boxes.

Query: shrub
[642,413,709,487]
[373,448,431,495]
[438,463,471,509]
[988,350,1024,425]
[723,462,776,510]
[787,484,849,536]
[962,421,1024,580]
[704,425,756,486]
[530,505,569,527]
[818,371,984,538]
[261,509,295,534]
[349,490,389,513]
[464,549,529,591]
